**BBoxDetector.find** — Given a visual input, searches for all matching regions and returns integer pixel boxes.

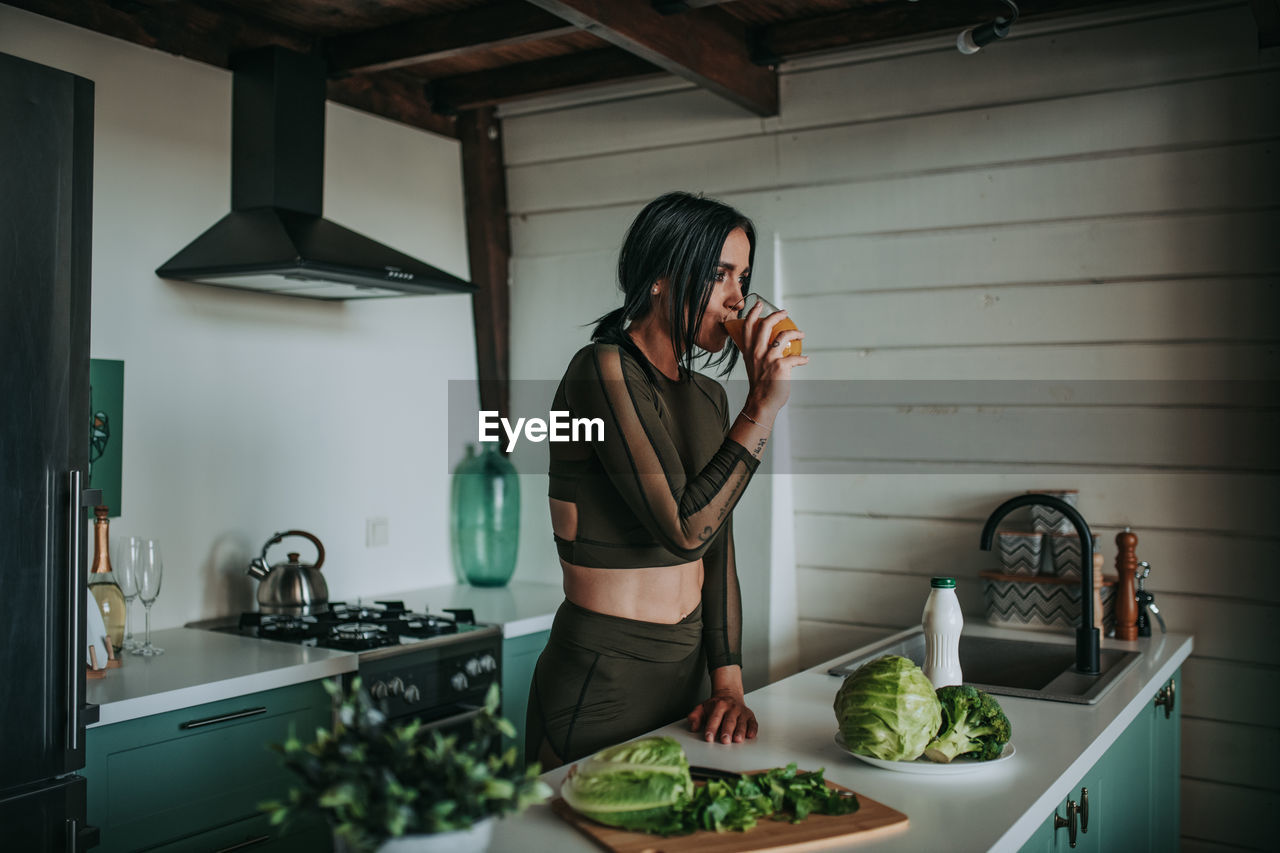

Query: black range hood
[157,47,473,300]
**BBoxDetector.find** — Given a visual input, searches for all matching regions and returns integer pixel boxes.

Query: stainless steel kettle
[246,530,329,615]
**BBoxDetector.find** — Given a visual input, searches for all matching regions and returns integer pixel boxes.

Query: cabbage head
[560,736,694,831]
[834,655,942,761]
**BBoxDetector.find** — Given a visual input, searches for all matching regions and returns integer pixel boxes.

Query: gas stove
[196,599,504,731]
[235,600,482,652]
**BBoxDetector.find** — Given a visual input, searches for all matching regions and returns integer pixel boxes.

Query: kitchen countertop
[85,628,355,727]
[88,583,565,727]
[491,625,1193,853]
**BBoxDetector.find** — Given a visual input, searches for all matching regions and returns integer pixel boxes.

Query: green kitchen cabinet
[502,629,550,767]
[85,679,334,852]
[1021,668,1182,852]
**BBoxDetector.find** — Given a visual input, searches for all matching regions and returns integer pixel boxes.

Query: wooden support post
[458,106,512,435]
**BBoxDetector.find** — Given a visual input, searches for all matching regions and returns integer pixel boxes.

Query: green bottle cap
[930,577,956,589]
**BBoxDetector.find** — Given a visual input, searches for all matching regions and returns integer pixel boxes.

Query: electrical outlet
[366,517,389,547]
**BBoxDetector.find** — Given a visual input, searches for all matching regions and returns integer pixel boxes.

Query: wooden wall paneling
[797,621,897,671]
[507,249,618,380]
[505,134,778,212]
[794,278,1280,351]
[794,514,1280,605]
[791,472,1280,538]
[1181,778,1273,849]
[523,0,778,116]
[778,5,1266,131]
[797,565,987,626]
[789,406,1279,470]
[774,135,1280,238]
[801,342,1280,381]
[780,211,1280,295]
[1182,718,1279,791]
[501,84,766,166]
[458,107,512,423]
[1180,657,1280,728]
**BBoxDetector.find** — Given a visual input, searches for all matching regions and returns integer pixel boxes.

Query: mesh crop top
[548,342,760,670]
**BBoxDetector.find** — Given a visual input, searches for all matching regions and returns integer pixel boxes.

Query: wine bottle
[88,506,126,652]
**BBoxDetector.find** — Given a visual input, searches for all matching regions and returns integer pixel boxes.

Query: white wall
[497,2,1278,849]
[1,7,478,627]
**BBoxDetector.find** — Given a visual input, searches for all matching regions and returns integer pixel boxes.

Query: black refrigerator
[0,51,100,850]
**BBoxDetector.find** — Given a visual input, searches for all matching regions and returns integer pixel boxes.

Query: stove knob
[450,672,469,692]
[388,677,405,696]
[403,684,421,703]
[465,657,482,677]
[480,654,498,673]
[370,680,389,700]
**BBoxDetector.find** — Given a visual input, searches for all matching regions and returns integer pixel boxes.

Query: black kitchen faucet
[980,494,1101,675]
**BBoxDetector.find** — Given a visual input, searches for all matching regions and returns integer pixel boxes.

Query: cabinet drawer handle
[179,707,267,729]
[214,834,271,852]
[1054,799,1079,848]
[1154,677,1176,719]
[1079,786,1089,833]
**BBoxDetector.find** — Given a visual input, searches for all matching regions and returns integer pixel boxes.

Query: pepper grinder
[1135,561,1165,636]
[1114,527,1139,641]
[1091,539,1105,633]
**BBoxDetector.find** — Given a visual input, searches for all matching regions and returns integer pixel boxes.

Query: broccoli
[922,685,1012,763]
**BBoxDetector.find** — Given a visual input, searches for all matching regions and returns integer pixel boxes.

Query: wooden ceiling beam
[328,73,457,138]
[522,0,777,116]
[428,47,661,113]
[325,1,578,76]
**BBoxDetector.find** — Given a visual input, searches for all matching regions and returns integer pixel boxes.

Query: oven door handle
[425,705,484,732]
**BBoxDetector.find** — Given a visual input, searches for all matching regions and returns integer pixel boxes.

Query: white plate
[834,732,1015,775]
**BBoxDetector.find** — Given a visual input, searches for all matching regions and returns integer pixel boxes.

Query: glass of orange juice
[723,294,802,357]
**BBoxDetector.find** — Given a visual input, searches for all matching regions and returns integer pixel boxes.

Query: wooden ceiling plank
[3,0,313,68]
[325,1,579,76]
[428,47,662,113]
[523,0,778,116]
[757,0,1145,60]
[327,74,457,139]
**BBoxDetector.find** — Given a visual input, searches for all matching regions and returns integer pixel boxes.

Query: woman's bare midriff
[550,497,704,624]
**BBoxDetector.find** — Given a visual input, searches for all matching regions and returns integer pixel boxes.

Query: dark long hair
[592,191,756,379]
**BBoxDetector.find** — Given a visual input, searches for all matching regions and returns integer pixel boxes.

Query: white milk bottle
[922,577,964,687]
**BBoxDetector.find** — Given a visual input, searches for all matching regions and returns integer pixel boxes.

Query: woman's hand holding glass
[731,294,808,420]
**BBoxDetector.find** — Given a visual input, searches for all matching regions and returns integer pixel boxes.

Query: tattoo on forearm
[698,524,713,542]
[716,472,747,522]
[752,437,767,459]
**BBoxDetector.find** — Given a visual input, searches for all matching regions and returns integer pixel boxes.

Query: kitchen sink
[827,629,1142,705]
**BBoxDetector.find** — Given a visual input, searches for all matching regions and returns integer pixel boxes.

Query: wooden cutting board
[551,775,908,853]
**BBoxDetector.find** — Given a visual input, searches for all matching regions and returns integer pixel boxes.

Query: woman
[526,191,807,769]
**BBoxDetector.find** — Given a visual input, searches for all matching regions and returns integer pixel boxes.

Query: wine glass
[131,539,164,656]
[112,535,142,650]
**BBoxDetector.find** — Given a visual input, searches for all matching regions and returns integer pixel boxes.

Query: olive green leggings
[525,599,707,768]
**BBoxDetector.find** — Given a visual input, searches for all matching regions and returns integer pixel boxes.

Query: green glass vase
[451,444,520,587]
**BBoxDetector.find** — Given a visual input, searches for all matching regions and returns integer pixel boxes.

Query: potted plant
[263,678,551,853]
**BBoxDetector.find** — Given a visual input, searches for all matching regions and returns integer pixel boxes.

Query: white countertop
[85,628,355,727]
[491,625,1193,853]
[375,581,565,638]
[87,584,565,727]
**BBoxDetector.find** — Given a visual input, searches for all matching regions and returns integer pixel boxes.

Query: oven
[351,625,503,737]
